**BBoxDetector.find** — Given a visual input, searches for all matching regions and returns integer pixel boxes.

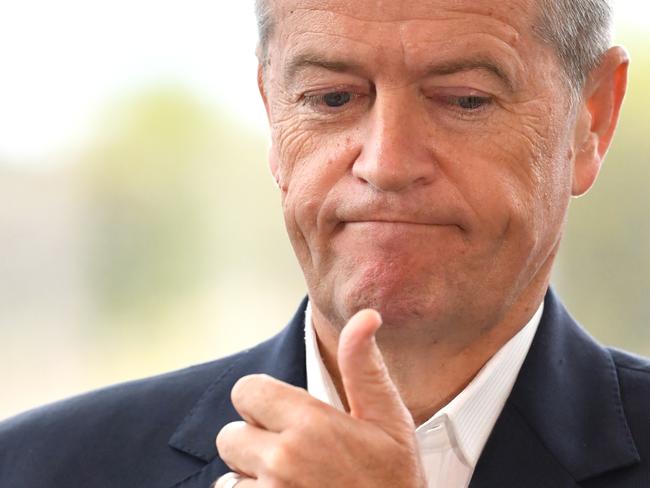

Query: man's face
[262,0,581,336]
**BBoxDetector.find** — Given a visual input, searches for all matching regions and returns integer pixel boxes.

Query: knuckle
[263,437,299,479]
[265,442,291,472]
[295,402,327,431]
[231,374,274,405]
[230,375,258,403]
[215,421,244,456]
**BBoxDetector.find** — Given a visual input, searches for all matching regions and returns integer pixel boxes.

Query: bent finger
[231,374,319,432]
[216,420,279,478]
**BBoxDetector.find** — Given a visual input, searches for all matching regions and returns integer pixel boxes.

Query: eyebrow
[284,53,516,92]
[284,54,367,87]
[424,57,516,92]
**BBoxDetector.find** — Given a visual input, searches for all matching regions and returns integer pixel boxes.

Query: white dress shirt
[304,301,543,488]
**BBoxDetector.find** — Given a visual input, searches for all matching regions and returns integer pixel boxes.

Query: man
[0,0,647,486]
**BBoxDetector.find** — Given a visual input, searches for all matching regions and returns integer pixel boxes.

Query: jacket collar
[167,290,640,487]
[470,288,640,486]
[167,298,308,487]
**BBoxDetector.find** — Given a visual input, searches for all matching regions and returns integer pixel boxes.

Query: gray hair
[254,0,613,97]
[254,0,274,65]
[535,0,613,97]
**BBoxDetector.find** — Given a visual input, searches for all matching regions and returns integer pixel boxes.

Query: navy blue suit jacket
[1,289,649,487]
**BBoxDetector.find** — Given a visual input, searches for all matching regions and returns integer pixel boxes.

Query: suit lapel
[469,403,578,488]
[470,289,640,486]
[163,290,641,487]
[166,298,309,487]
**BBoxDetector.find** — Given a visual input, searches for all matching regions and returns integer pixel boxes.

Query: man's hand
[214,309,426,487]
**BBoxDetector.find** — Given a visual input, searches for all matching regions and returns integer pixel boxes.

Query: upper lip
[335,204,466,230]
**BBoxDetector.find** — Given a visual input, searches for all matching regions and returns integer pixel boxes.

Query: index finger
[231,374,326,432]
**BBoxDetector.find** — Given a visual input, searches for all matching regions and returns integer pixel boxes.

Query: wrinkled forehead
[272,0,535,22]
[270,0,537,39]
[267,0,545,83]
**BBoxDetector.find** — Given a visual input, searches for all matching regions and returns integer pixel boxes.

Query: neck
[310,278,549,426]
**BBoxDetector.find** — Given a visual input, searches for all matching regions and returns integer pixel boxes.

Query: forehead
[269,0,543,78]
[271,0,537,37]
[273,0,535,23]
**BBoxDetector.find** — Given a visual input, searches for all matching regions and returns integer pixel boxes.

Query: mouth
[329,196,469,234]
[343,219,463,230]
[340,220,464,238]
[349,219,443,224]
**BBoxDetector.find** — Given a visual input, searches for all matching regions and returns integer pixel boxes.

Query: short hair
[254,0,613,98]
[254,0,274,65]
[535,0,613,96]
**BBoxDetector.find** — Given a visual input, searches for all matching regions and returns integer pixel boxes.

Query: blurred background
[0,1,648,421]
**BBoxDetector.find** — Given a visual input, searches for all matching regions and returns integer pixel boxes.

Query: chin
[307,242,480,330]
[331,263,450,328]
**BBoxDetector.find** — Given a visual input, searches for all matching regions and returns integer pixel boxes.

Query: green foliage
[80,87,299,329]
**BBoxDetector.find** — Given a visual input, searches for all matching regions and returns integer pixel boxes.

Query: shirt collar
[304,301,346,412]
[304,300,543,469]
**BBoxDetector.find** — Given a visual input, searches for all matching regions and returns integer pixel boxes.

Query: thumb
[338,309,414,440]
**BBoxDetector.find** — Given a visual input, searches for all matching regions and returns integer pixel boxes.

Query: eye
[455,96,490,110]
[426,87,494,115]
[428,90,494,119]
[442,95,492,111]
[303,91,355,110]
[322,92,352,107]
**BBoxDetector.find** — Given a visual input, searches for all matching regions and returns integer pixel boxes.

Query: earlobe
[572,132,602,197]
[571,46,629,197]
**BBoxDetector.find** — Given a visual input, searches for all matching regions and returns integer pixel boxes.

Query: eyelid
[424,86,495,118]
[301,86,367,111]
[302,85,367,99]
[424,86,492,98]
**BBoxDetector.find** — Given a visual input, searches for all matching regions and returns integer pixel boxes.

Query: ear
[257,63,282,187]
[572,46,629,197]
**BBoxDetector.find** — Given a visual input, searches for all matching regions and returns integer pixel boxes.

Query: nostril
[352,152,436,193]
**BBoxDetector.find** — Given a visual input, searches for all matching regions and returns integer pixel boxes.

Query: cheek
[470,126,571,263]
[282,169,322,251]
[437,109,564,252]
[275,125,360,265]
[272,120,316,186]
[271,95,358,186]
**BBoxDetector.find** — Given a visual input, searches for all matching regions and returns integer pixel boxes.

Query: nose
[352,90,436,192]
